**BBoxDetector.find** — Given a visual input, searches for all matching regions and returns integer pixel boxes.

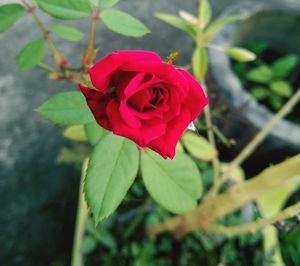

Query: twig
[82,7,99,66]
[71,159,89,266]
[201,80,221,182]
[21,0,65,66]
[206,88,300,198]
[208,202,300,237]
[37,62,56,72]
[231,88,300,167]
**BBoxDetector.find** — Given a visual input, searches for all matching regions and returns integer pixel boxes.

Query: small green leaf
[59,146,90,164]
[63,125,87,142]
[16,39,46,71]
[84,120,109,146]
[271,54,299,79]
[155,12,196,37]
[141,150,202,214]
[99,0,120,8]
[198,0,212,29]
[100,10,150,37]
[269,95,283,110]
[251,86,269,101]
[37,91,94,125]
[50,24,84,41]
[36,0,92,20]
[270,81,293,98]
[85,134,139,222]
[179,10,198,25]
[192,46,208,81]
[226,47,256,62]
[80,236,97,255]
[181,132,217,161]
[89,0,119,8]
[203,15,243,43]
[246,65,273,84]
[0,4,25,33]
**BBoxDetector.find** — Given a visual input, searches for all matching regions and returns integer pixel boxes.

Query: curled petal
[106,100,166,147]
[89,50,162,92]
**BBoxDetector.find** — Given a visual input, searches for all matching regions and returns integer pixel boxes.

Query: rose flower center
[127,82,169,112]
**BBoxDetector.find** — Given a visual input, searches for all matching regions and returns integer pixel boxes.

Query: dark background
[0,0,247,265]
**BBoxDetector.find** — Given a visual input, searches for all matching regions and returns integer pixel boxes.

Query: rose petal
[178,69,208,120]
[106,100,166,146]
[89,51,162,92]
[119,100,141,128]
[79,84,112,130]
[148,107,191,159]
[120,62,188,98]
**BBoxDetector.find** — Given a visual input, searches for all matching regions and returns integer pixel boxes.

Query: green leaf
[271,54,299,79]
[37,91,94,125]
[270,81,293,98]
[63,125,87,141]
[192,46,208,81]
[141,150,202,214]
[89,0,119,8]
[198,0,212,29]
[16,39,46,71]
[269,95,283,110]
[36,0,92,20]
[155,12,196,37]
[226,47,256,62]
[85,134,139,222]
[58,145,90,164]
[85,217,116,248]
[181,132,217,161]
[84,120,109,145]
[250,86,269,101]
[99,0,120,8]
[246,65,273,84]
[100,10,150,37]
[80,236,97,255]
[50,23,84,41]
[203,15,242,43]
[0,4,25,33]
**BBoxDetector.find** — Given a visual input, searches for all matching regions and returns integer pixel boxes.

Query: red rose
[80,50,208,159]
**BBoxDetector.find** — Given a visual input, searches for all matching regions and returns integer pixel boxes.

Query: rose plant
[1,0,300,265]
[80,50,208,159]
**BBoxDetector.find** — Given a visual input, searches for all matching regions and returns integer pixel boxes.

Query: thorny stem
[201,79,220,182]
[82,7,99,67]
[206,88,300,199]
[21,0,65,66]
[208,202,300,237]
[71,159,89,266]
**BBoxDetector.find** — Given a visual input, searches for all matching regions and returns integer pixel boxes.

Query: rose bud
[80,50,208,159]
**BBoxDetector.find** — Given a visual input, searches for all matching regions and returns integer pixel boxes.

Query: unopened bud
[226,47,256,62]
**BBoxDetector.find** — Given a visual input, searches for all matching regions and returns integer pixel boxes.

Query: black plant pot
[208,0,300,166]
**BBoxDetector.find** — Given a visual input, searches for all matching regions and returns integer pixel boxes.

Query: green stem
[207,201,300,237]
[71,159,89,266]
[206,88,300,199]
[21,0,65,66]
[201,80,220,183]
[82,7,99,67]
[37,63,56,73]
[231,88,300,167]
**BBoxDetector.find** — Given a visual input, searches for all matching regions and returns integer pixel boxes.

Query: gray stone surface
[0,0,242,265]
